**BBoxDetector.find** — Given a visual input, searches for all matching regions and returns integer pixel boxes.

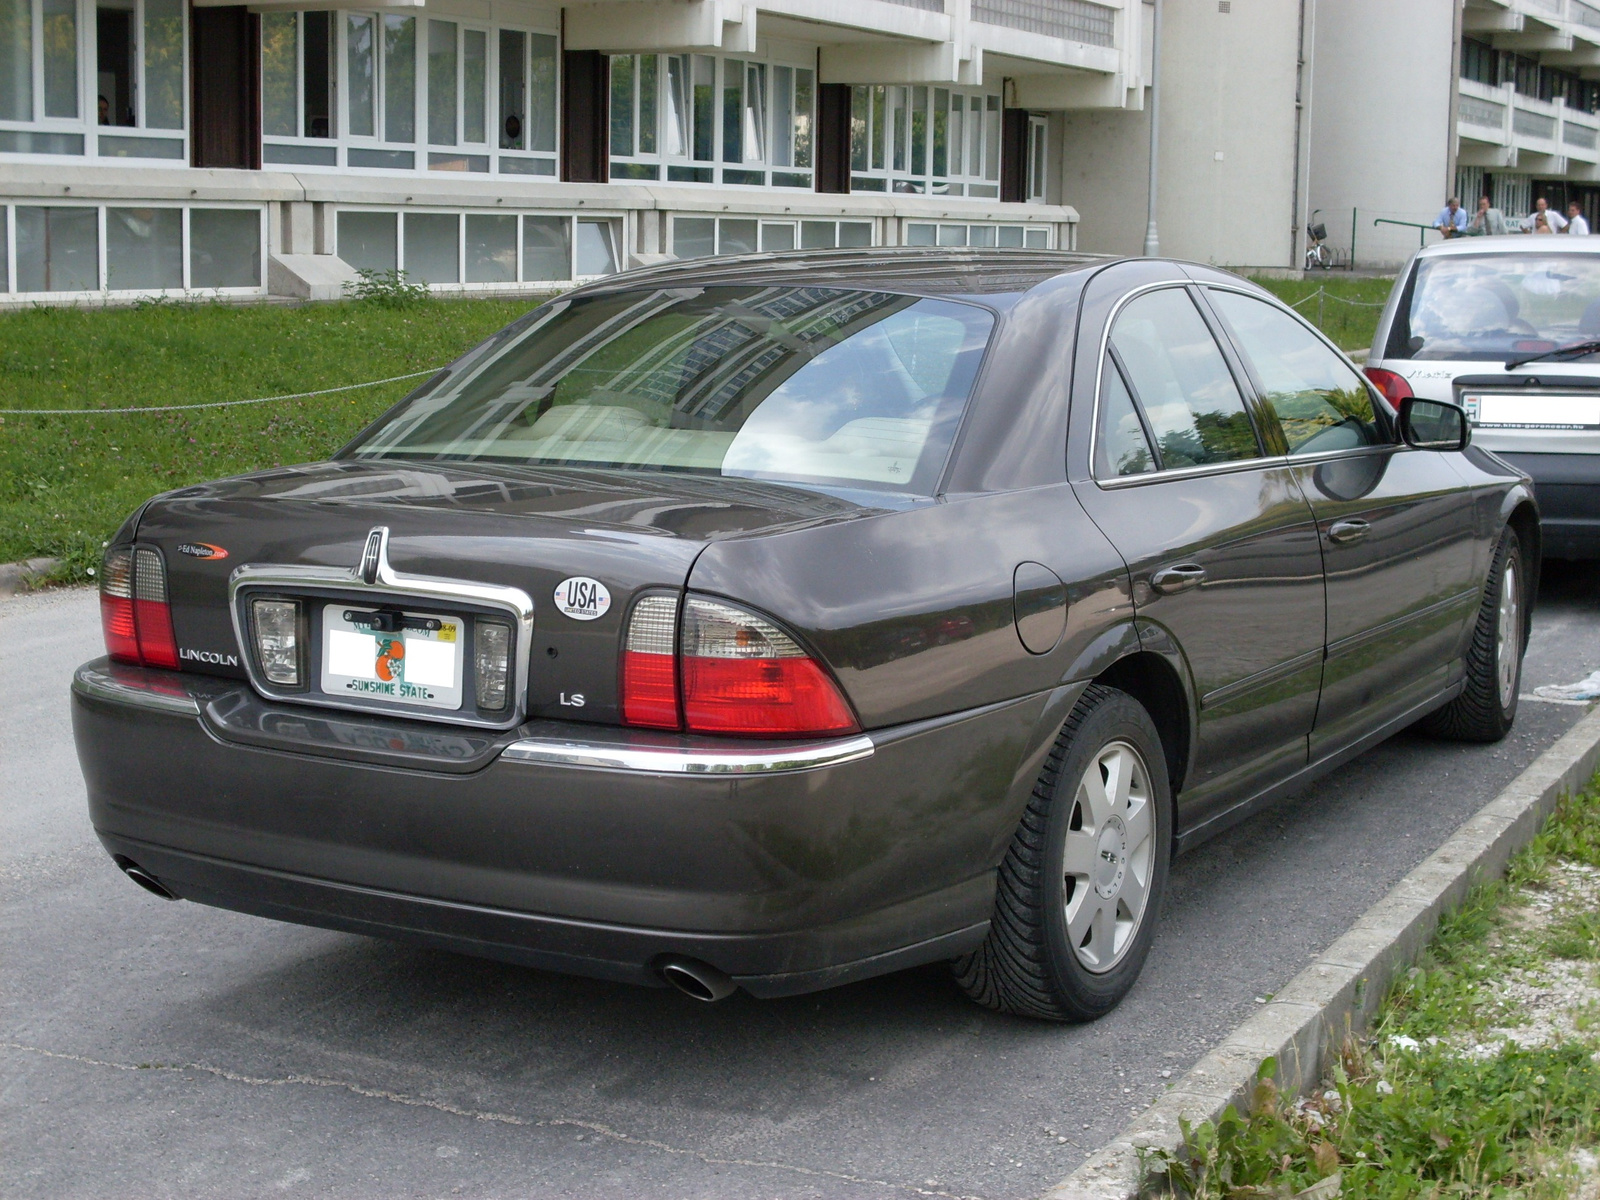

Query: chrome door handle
[1327,519,1371,545]
[1150,564,1207,595]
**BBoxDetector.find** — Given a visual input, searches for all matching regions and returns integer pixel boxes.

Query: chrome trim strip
[72,662,202,717]
[500,733,877,775]
[227,526,537,731]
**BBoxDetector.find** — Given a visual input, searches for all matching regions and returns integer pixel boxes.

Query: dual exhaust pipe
[111,856,737,1002]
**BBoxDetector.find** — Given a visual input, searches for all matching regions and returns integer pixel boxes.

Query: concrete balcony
[1457,77,1600,178]
[1463,0,1600,59]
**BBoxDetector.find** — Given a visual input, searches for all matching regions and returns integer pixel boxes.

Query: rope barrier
[1285,286,1386,310]
[0,367,442,416]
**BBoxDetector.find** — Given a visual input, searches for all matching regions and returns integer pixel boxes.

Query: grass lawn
[1146,773,1600,1199]
[0,272,1400,579]
[1248,274,1396,354]
[0,295,538,577]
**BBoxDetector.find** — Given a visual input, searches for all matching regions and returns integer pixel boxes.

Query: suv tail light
[100,546,179,669]
[1363,366,1414,411]
[621,595,859,737]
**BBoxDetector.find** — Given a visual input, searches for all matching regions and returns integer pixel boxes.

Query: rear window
[1393,252,1600,361]
[347,285,995,495]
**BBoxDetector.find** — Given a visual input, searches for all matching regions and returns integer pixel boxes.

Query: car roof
[1416,234,1600,259]
[568,246,1116,304]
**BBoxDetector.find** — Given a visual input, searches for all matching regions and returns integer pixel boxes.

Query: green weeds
[1144,774,1600,1199]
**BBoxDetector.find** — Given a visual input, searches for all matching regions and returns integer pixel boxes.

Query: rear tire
[952,685,1173,1022]
[1420,526,1525,742]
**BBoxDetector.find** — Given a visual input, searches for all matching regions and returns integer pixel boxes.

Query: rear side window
[1207,290,1385,456]
[1108,288,1260,469]
[1095,357,1156,477]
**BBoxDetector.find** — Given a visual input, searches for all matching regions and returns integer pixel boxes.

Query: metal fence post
[1351,208,1358,270]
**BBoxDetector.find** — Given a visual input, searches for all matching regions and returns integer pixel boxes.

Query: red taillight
[621,595,680,729]
[100,545,178,669]
[100,547,139,664]
[1363,366,1414,411]
[679,598,857,737]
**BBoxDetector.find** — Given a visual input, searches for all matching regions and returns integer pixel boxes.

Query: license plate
[320,605,464,710]
[1465,393,1600,429]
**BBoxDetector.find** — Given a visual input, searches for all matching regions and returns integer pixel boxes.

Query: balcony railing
[969,0,1115,44]
[1459,76,1600,164]
[1513,105,1558,140]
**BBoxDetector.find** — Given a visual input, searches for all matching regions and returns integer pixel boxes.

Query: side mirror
[1399,397,1470,451]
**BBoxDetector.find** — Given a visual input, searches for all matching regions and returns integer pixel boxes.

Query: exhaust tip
[112,855,179,901]
[657,955,737,1002]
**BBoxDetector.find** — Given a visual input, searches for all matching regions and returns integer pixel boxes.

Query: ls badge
[553,577,611,621]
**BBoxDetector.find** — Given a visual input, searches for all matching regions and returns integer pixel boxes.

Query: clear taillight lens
[132,548,179,669]
[100,545,179,669]
[475,619,512,711]
[100,547,139,664]
[621,594,680,729]
[251,598,301,685]
[680,597,857,737]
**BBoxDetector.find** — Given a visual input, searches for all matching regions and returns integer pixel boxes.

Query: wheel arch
[1090,649,1192,800]
[1505,498,1541,638]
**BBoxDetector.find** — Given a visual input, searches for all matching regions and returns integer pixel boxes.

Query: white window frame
[902,221,1053,249]
[259,13,557,176]
[849,84,1001,199]
[609,51,814,189]
[0,202,267,298]
[1026,113,1048,203]
[0,0,189,166]
[335,208,626,288]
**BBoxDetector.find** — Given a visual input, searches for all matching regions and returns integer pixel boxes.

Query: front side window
[1392,252,1600,362]
[1208,290,1384,455]
[348,287,995,495]
[1108,288,1260,469]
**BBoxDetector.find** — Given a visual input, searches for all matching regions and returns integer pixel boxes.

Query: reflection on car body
[73,249,1536,1021]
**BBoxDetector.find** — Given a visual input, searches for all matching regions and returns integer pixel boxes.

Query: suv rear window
[347,285,995,495]
[1391,252,1600,362]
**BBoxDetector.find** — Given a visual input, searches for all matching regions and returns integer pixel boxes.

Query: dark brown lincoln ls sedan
[73,249,1538,1021]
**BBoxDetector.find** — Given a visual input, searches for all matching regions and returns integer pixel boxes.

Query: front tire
[1420,526,1525,742]
[953,685,1173,1021]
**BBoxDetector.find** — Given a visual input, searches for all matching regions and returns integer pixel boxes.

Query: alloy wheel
[1496,558,1521,710]
[1061,740,1155,974]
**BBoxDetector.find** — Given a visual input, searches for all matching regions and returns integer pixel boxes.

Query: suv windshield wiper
[1504,339,1600,369]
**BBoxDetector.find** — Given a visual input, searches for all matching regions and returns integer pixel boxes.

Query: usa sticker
[553,576,611,621]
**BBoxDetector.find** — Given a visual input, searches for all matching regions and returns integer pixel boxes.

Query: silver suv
[1365,235,1600,559]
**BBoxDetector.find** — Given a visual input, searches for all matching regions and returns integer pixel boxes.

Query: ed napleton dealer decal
[177,543,229,560]
[553,577,611,621]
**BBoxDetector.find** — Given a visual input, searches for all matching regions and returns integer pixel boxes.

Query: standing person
[1530,197,1568,234]
[1566,201,1590,235]
[1433,197,1469,238]
[1466,195,1507,236]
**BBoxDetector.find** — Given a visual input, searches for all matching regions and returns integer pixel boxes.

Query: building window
[609,52,812,187]
[670,215,872,258]
[904,221,1051,248]
[1461,38,1497,87]
[0,203,263,294]
[849,85,1001,197]
[260,13,556,174]
[1027,113,1047,202]
[1512,53,1539,98]
[337,209,619,285]
[0,0,186,160]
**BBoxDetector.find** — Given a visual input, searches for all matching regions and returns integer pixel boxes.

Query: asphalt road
[5,564,1599,1200]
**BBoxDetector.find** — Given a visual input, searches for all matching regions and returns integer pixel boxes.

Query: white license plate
[1466,393,1600,429]
[320,605,464,710]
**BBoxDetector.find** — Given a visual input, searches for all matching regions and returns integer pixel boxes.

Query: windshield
[1394,252,1600,362]
[347,285,996,495]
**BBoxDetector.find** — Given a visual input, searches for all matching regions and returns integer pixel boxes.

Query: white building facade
[0,0,1149,302]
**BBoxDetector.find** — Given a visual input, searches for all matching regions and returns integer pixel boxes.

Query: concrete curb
[0,558,59,598]
[1040,705,1600,1200]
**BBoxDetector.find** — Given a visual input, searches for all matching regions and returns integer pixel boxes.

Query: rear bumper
[73,660,1060,996]
[1496,451,1600,559]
